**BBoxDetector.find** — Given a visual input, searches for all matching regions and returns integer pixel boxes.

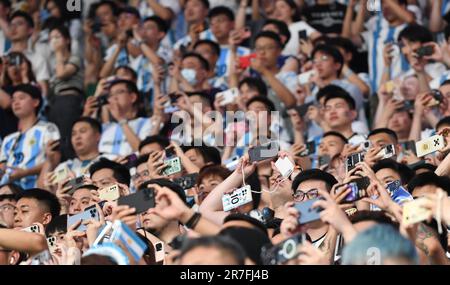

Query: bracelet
[185,212,202,229]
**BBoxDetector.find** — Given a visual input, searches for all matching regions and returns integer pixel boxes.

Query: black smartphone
[248,141,280,163]
[173,173,199,190]
[342,177,370,203]
[124,153,138,169]
[261,233,309,265]
[8,53,21,66]
[346,152,365,172]
[318,155,331,167]
[431,89,443,103]
[91,18,102,33]
[97,94,109,106]
[126,29,133,38]
[117,188,155,214]
[64,176,85,194]
[299,141,316,157]
[293,102,314,118]
[294,198,324,225]
[165,147,176,159]
[415,45,434,57]
[404,100,414,111]
[298,30,307,41]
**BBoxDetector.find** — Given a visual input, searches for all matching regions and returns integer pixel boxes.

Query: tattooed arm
[415,223,450,265]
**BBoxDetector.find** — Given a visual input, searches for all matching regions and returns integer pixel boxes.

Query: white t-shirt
[282,21,317,56]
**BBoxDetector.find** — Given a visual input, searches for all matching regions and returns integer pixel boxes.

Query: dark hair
[81,254,117,265]
[407,172,450,195]
[186,91,213,108]
[291,169,338,193]
[95,0,119,17]
[238,77,268,97]
[118,6,141,19]
[109,79,139,96]
[0,183,23,196]
[208,6,234,21]
[45,214,67,236]
[138,135,170,152]
[143,15,169,34]
[186,0,210,9]
[4,53,37,87]
[254,31,283,49]
[114,65,138,81]
[262,19,291,48]
[179,236,246,265]
[322,131,348,144]
[372,159,414,185]
[196,165,231,186]
[436,116,450,131]
[312,44,344,76]
[0,0,11,8]
[17,188,61,218]
[49,25,71,50]
[326,36,357,57]
[350,210,399,229]
[193,39,221,57]
[246,96,276,112]
[135,154,150,168]
[181,145,222,165]
[13,84,42,115]
[140,179,187,206]
[368,128,399,144]
[411,163,436,173]
[9,10,34,28]
[72,117,102,134]
[89,158,131,187]
[321,85,356,110]
[223,213,268,236]
[398,24,433,44]
[277,0,300,22]
[182,52,210,71]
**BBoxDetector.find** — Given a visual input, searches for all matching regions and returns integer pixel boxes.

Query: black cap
[291,169,338,193]
[14,84,42,112]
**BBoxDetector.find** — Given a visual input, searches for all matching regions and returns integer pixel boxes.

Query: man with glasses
[290,169,339,251]
[99,79,155,156]
[0,194,16,228]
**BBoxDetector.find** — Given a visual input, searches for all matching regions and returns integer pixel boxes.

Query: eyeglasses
[312,55,330,64]
[292,188,319,201]
[0,204,16,213]
[109,89,128,97]
[255,45,278,52]
[132,170,150,181]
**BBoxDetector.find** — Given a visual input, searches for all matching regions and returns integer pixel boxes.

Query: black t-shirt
[0,85,18,139]
[302,2,347,34]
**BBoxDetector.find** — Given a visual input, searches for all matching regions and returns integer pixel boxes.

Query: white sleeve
[0,138,6,162]
[138,119,153,140]
[159,0,180,14]
[33,54,50,82]
[44,123,61,144]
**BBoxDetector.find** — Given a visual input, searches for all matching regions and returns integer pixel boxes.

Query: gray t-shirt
[49,54,84,95]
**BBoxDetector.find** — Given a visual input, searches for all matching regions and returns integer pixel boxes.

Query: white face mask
[181,68,198,86]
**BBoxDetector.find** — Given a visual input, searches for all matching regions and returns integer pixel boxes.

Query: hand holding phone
[416,134,445,157]
[275,157,295,178]
[222,185,253,212]
[239,54,256,69]
[248,141,279,163]
[117,187,155,214]
[294,198,324,225]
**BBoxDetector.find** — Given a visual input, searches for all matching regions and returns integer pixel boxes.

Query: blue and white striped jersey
[54,154,117,177]
[361,16,409,92]
[99,118,153,156]
[174,29,216,50]
[216,46,251,78]
[0,121,60,189]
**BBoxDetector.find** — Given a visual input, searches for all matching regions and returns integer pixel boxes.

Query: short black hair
[179,236,245,265]
[436,116,450,131]
[182,52,210,71]
[114,65,138,81]
[142,15,169,34]
[246,96,276,112]
[322,131,348,144]
[17,188,61,218]
[312,44,344,76]
[407,172,450,195]
[45,214,67,236]
[262,19,291,48]
[95,0,119,17]
[181,145,222,165]
[193,39,221,57]
[223,213,268,236]
[72,117,102,134]
[139,135,170,152]
[254,31,283,49]
[109,79,139,96]
[186,91,213,107]
[135,154,150,168]
[89,158,131,187]
[14,84,43,115]
[0,183,23,196]
[10,10,34,28]
[321,85,356,110]
[368,128,399,144]
[372,159,414,185]
[350,211,399,229]
[326,36,357,57]
[140,179,187,206]
[118,6,140,19]
[410,163,436,173]
[238,77,268,97]
[291,169,338,193]
[208,6,234,21]
[186,0,210,9]
[0,0,11,8]
[197,165,231,186]
[398,24,433,44]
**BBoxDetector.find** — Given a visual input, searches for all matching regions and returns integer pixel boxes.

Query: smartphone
[426,89,443,107]
[46,236,57,252]
[8,53,22,66]
[224,155,240,171]
[402,198,432,226]
[379,144,396,159]
[415,45,434,58]
[67,205,100,232]
[164,147,176,159]
[217,88,239,106]
[97,94,109,106]
[154,241,165,264]
[361,140,372,152]
[53,165,69,184]
[318,155,331,168]
[222,185,253,212]
[401,140,417,156]
[416,134,445,157]
[343,177,370,203]
[274,157,295,178]
[239,53,257,69]
[22,224,41,234]
[98,184,120,201]
[404,100,414,111]
[91,18,102,33]
[297,70,316,85]
[299,141,316,157]
[294,198,324,225]
[346,152,365,172]
[293,102,314,118]
[261,233,308,265]
[385,180,401,196]
[298,30,308,41]
[124,153,138,169]
[248,141,279,163]
[64,176,85,195]
[162,157,182,176]
[173,173,199,190]
[93,222,114,246]
[117,187,155,214]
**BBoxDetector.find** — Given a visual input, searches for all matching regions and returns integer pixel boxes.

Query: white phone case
[416,135,445,157]
[217,88,239,106]
[275,157,295,178]
[222,185,253,212]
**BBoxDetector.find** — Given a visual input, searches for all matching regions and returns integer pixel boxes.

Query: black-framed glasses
[292,188,319,201]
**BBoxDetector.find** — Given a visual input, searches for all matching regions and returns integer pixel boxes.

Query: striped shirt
[99,118,153,156]
[0,121,60,189]
[174,29,216,50]
[216,46,251,78]
[54,154,117,177]
[361,15,409,92]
